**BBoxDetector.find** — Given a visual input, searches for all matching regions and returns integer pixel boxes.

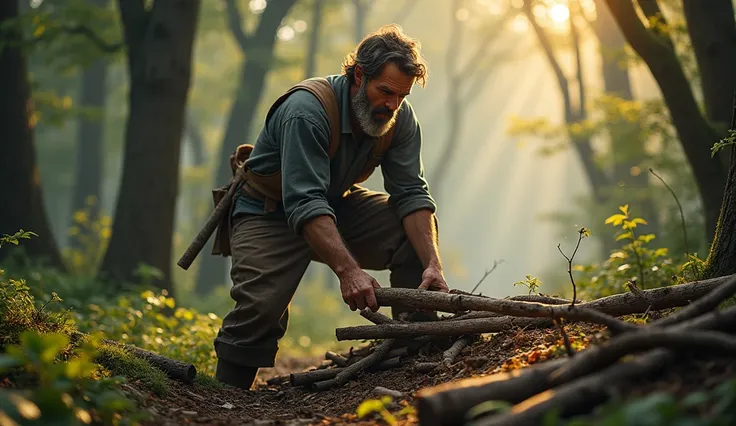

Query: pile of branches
[325,273,736,425]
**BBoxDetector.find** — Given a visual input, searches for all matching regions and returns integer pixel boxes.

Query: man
[214,24,448,390]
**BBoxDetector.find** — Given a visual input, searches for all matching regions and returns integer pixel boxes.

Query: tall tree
[69,0,114,238]
[429,0,512,198]
[99,0,201,295]
[601,0,728,243]
[195,0,297,295]
[304,0,324,79]
[0,0,65,270]
[704,96,736,278]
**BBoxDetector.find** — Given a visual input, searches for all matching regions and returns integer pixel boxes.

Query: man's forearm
[402,209,441,269]
[302,215,360,277]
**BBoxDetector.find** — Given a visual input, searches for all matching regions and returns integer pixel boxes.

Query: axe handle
[177,173,244,270]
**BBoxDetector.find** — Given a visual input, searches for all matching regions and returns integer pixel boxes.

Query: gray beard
[351,80,397,137]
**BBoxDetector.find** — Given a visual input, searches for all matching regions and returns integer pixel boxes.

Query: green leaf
[605,214,627,226]
[616,232,634,241]
[356,399,385,419]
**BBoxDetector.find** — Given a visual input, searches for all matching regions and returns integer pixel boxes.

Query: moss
[95,345,170,396]
[194,373,224,389]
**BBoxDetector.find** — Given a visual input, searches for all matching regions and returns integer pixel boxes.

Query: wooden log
[101,339,196,384]
[650,274,736,327]
[416,358,569,426]
[508,295,572,305]
[312,339,395,391]
[474,350,673,426]
[376,275,731,315]
[360,310,397,325]
[417,304,736,425]
[337,318,552,340]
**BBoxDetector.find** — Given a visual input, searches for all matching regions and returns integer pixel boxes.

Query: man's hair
[342,24,428,88]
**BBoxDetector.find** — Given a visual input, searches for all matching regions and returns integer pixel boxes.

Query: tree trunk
[99,0,201,295]
[304,0,323,79]
[0,1,65,270]
[681,0,736,134]
[704,96,736,278]
[195,0,297,295]
[593,0,659,236]
[353,0,368,43]
[602,0,727,243]
[185,111,206,166]
[69,0,109,231]
[70,57,108,230]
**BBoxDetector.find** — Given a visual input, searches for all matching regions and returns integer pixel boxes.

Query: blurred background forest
[2,0,734,360]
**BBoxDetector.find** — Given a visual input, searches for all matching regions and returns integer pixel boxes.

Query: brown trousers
[213,186,426,368]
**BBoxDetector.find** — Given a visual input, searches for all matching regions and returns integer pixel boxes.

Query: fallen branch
[311,339,395,391]
[325,351,348,367]
[374,386,404,398]
[290,355,402,387]
[416,358,570,426]
[650,274,736,327]
[337,317,553,340]
[338,275,734,340]
[360,309,397,325]
[416,298,736,425]
[474,349,673,426]
[443,336,473,367]
[508,295,572,305]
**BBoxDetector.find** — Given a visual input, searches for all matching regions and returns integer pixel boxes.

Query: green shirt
[233,74,436,234]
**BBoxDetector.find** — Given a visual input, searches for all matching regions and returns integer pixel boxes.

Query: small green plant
[513,275,542,295]
[62,197,112,276]
[711,129,736,157]
[356,395,415,425]
[573,205,699,299]
[0,230,38,248]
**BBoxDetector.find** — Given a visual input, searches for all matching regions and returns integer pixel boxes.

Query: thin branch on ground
[554,318,574,357]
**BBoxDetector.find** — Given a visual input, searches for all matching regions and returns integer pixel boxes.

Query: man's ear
[354,65,364,87]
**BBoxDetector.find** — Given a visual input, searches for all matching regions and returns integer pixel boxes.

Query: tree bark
[69,0,110,232]
[0,0,65,270]
[602,0,727,242]
[704,97,736,278]
[681,0,736,135]
[592,0,658,236]
[195,0,296,295]
[99,0,201,295]
[304,0,323,79]
[185,111,206,166]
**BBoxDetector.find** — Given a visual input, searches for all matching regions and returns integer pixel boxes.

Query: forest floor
[125,315,736,426]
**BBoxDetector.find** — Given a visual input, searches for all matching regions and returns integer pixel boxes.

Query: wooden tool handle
[177,173,244,270]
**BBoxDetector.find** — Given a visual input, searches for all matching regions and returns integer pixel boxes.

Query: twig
[290,356,401,387]
[557,227,588,307]
[325,351,348,367]
[374,387,404,398]
[471,260,505,294]
[311,339,395,390]
[554,319,574,357]
[650,168,696,278]
[443,336,473,367]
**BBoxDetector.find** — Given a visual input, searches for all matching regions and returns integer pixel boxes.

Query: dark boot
[215,359,258,390]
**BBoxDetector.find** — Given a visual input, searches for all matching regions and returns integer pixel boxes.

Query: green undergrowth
[0,238,162,424]
[544,376,736,426]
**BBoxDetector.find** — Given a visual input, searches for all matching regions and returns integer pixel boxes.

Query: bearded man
[213,24,449,390]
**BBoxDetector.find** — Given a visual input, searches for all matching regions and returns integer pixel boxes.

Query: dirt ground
[126,320,735,426]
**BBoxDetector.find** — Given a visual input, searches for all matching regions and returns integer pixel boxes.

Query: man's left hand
[418,263,449,292]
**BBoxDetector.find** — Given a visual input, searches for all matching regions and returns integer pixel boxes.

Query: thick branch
[63,24,123,52]
[636,0,674,48]
[443,336,473,367]
[650,274,736,327]
[225,0,249,52]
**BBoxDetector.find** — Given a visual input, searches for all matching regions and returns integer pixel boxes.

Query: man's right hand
[338,267,380,312]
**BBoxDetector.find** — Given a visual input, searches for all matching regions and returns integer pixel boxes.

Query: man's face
[352,62,414,137]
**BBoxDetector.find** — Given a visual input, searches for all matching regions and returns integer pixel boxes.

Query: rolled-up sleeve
[280,115,335,234]
[381,104,437,219]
